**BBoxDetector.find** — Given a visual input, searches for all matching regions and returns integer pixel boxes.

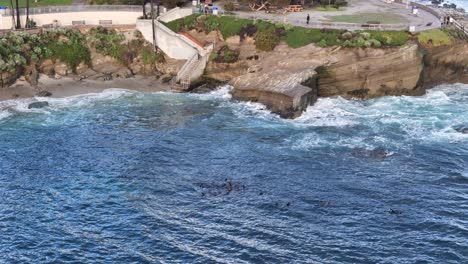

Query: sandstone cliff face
[317,44,425,98]
[421,43,468,88]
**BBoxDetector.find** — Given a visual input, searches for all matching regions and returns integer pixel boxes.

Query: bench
[286,5,303,12]
[99,20,113,25]
[72,20,85,26]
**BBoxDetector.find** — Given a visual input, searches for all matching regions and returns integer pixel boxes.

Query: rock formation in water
[213,42,467,118]
[229,44,336,118]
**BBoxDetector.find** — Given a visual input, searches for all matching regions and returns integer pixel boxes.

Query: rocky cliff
[222,43,427,118]
[316,44,425,98]
[421,43,468,88]
[216,41,467,118]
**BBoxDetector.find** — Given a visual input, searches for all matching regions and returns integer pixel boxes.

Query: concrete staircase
[136,7,213,91]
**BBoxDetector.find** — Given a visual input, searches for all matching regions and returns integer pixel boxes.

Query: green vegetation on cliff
[0,28,89,73]
[164,15,410,50]
[0,27,162,79]
[418,29,454,47]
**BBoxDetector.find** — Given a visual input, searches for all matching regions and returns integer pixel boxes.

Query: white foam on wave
[293,97,359,127]
[0,88,137,119]
[0,110,12,122]
[189,85,233,101]
[290,132,397,151]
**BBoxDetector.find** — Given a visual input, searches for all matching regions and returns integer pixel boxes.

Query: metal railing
[453,19,468,35]
[1,5,142,16]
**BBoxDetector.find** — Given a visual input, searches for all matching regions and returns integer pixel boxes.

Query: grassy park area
[328,12,407,24]
[314,5,343,12]
[0,0,72,8]
[164,14,410,51]
[418,29,454,47]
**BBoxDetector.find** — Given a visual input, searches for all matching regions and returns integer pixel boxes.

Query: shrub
[223,48,239,63]
[87,26,132,64]
[218,16,252,39]
[48,38,90,71]
[141,46,164,65]
[316,39,328,47]
[211,46,239,63]
[341,31,353,40]
[369,31,408,46]
[224,1,235,11]
[254,28,281,51]
[239,24,258,40]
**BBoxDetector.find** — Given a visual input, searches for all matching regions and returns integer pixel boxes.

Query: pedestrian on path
[306,14,310,24]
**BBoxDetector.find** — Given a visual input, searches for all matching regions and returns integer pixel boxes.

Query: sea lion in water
[388,208,402,215]
[351,147,391,159]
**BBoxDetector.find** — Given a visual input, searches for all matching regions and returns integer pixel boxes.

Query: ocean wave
[0,88,137,120]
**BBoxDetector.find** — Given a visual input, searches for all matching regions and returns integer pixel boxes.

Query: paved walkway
[233,0,441,31]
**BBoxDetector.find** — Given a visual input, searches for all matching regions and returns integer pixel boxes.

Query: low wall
[0,5,142,30]
[158,8,193,23]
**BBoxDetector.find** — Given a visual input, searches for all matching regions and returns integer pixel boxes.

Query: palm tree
[15,0,21,29]
[142,0,148,19]
[26,0,30,28]
[9,0,16,29]
[151,0,156,51]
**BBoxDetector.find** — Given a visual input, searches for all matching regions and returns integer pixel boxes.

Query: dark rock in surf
[28,101,49,109]
[454,127,468,134]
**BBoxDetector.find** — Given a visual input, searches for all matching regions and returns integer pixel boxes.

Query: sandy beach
[0,74,172,102]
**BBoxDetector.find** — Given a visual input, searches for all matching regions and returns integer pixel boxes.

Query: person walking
[306,14,310,24]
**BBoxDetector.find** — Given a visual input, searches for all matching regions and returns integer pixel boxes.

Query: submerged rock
[28,101,49,109]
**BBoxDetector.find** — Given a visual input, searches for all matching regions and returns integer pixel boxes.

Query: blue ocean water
[0,84,467,263]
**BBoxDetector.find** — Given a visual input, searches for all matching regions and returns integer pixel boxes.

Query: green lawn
[418,29,454,47]
[328,13,407,24]
[0,0,72,8]
[314,5,343,12]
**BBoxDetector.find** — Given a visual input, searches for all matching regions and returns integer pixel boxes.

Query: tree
[26,0,30,28]
[142,0,148,19]
[15,0,21,29]
[9,0,16,29]
[150,0,156,51]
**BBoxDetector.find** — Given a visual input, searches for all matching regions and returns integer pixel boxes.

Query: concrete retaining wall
[136,19,198,60]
